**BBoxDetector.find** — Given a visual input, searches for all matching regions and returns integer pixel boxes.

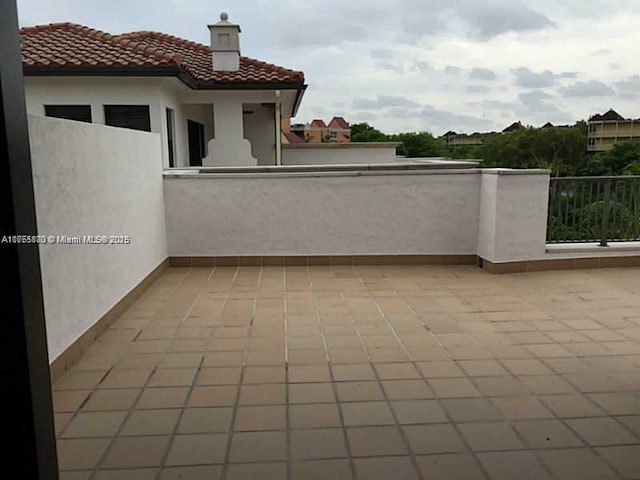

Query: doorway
[188,119,205,167]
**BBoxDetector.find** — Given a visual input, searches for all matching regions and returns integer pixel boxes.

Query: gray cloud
[401,0,554,40]
[369,48,394,60]
[559,80,615,97]
[467,85,491,94]
[411,61,433,73]
[352,95,421,110]
[445,66,462,75]
[375,62,404,74]
[513,68,555,88]
[519,90,553,106]
[469,68,497,81]
[616,75,640,93]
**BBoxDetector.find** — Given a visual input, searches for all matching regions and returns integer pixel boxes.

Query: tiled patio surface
[53,265,640,480]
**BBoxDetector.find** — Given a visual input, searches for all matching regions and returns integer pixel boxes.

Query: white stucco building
[21,14,307,168]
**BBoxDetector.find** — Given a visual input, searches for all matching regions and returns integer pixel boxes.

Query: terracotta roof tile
[329,116,349,129]
[20,23,305,88]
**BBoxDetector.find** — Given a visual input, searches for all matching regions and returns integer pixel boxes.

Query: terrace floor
[54,265,640,480]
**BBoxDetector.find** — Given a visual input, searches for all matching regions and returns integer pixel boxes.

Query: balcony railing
[547,176,640,245]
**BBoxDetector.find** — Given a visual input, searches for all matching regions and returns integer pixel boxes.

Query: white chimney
[208,12,241,71]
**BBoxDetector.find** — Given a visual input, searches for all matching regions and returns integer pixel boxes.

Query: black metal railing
[547,176,640,245]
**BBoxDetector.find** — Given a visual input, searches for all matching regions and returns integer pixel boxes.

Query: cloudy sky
[17,0,640,135]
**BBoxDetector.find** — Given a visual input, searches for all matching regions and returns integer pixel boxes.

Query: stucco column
[477,169,551,263]
[202,97,257,166]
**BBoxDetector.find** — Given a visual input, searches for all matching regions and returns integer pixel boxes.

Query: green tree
[350,123,388,142]
[390,132,445,158]
[584,141,640,176]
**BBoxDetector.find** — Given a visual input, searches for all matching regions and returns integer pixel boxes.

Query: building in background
[442,121,522,149]
[288,117,351,143]
[588,109,640,152]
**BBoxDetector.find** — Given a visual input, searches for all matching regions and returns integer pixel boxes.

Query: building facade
[588,109,640,152]
[289,117,351,143]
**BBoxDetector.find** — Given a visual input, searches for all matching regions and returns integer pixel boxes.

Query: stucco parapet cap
[282,142,402,149]
[479,168,551,176]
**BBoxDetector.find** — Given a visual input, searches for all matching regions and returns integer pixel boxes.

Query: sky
[17,0,640,135]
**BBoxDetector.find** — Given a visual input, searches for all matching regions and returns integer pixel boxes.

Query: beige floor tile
[353,456,420,480]
[289,382,335,403]
[53,390,92,412]
[566,417,638,445]
[416,453,486,480]
[458,422,525,451]
[177,407,233,433]
[100,369,153,389]
[539,394,605,417]
[83,389,140,411]
[347,426,408,456]
[238,384,286,405]
[291,459,352,480]
[473,376,529,397]
[519,374,576,394]
[618,415,640,437]
[242,366,286,384]
[290,428,348,459]
[102,436,171,468]
[478,451,552,480]
[539,448,618,480]
[442,398,502,422]
[159,353,203,368]
[459,360,509,377]
[159,465,223,480]
[226,462,286,480]
[403,424,466,454]
[57,438,111,469]
[54,370,108,390]
[332,364,376,381]
[392,399,449,424]
[147,368,197,387]
[588,392,640,415]
[135,387,189,409]
[491,396,553,419]
[196,367,241,385]
[416,361,465,378]
[428,378,481,398]
[228,431,287,462]
[512,419,584,448]
[59,471,93,480]
[290,403,341,429]
[341,401,395,426]
[374,363,420,379]
[54,413,73,436]
[288,365,332,383]
[189,386,238,407]
[62,411,127,438]
[120,409,181,436]
[380,379,433,400]
[164,433,228,465]
[597,445,640,478]
[336,381,385,402]
[93,469,158,480]
[234,405,286,431]
[501,359,552,376]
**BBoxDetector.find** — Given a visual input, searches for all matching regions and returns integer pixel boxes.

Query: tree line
[350,121,640,177]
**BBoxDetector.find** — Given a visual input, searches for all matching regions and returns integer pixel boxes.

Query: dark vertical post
[600,179,612,247]
[0,1,59,478]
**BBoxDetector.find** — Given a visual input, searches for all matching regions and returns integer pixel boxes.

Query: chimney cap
[209,12,241,32]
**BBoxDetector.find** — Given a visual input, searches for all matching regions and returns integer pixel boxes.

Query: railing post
[600,179,612,247]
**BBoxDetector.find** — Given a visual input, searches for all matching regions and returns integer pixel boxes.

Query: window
[104,105,151,132]
[187,120,205,167]
[166,108,175,168]
[329,131,338,139]
[44,105,92,123]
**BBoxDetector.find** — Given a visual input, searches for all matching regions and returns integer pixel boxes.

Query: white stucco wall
[24,76,185,169]
[163,170,480,256]
[480,170,550,262]
[282,143,398,165]
[244,105,276,166]
[28,115,168,361]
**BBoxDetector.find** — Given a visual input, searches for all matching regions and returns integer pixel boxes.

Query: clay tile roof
[310,119,327,128]
[20,23,305,88]
[329,116,349,129]
[283,131,305,143]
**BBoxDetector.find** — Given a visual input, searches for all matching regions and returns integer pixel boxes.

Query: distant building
[587,109,640,152]
[442,122,522,149]
[289,117,351,143]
